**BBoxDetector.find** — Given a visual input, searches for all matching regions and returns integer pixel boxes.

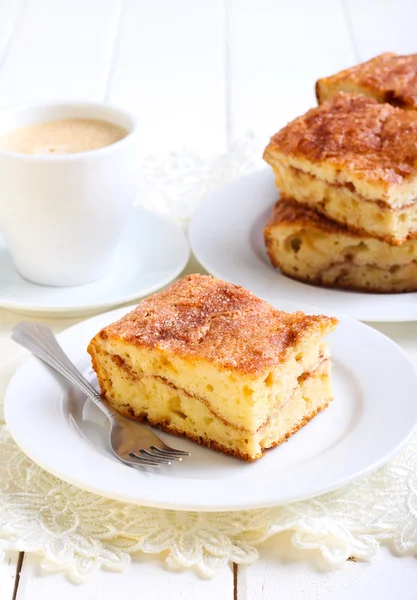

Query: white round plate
[189,169,417,322]
[0,208,189,317]
[5,302,417,511]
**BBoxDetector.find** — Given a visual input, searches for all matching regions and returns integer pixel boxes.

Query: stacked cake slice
[265,198,417,293]
[263,88,417,293]
[316,52,417,109]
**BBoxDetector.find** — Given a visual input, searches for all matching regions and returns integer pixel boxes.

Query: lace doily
[1,138,417,583]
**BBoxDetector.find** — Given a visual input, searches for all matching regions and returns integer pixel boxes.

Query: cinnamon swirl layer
[269,164,417,245]
[92,348,332,461]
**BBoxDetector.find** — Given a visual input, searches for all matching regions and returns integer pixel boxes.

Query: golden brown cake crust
[92,274,337,376]
[266,197,352,235]
[265,196,382,240]
[265,196,417,243]
[264,92,417,185]
[317,52,417,108]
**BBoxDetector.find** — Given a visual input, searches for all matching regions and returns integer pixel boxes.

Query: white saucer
[188,169,417,322]
[0,208,190,317]
[5,302,417,511]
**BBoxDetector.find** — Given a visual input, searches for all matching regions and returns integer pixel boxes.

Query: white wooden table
[1,1,417,597]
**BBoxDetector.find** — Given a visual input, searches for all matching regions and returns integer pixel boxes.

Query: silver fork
[11,321,190,468]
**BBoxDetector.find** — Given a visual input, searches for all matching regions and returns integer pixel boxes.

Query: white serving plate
[5,302,417,511]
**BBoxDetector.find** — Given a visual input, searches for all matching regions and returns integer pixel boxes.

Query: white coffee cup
[0,101,138,286]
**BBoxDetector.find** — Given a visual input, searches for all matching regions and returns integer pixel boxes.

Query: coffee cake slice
[263,93,417,244]
[88,274,337,461]
[265,198,417,293]
[316,52,417,109]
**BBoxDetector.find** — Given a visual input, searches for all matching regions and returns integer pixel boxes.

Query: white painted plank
[16,554,234,600]
[0,551,21,600]
[0,0,26,64]
[107,0,227,154]
[345,0,417,60]
[0,0,123,107]
[239,536,417,600]
[228,0,356,142]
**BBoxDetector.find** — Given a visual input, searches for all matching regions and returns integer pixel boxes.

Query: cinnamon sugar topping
[319,52,417,109]
[98,274,336,375]
[265,92,417,184]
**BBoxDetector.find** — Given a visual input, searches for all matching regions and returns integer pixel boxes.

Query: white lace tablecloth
[1,143,417,583]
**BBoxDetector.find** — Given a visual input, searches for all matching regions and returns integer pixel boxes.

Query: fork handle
[11,321,115,419]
